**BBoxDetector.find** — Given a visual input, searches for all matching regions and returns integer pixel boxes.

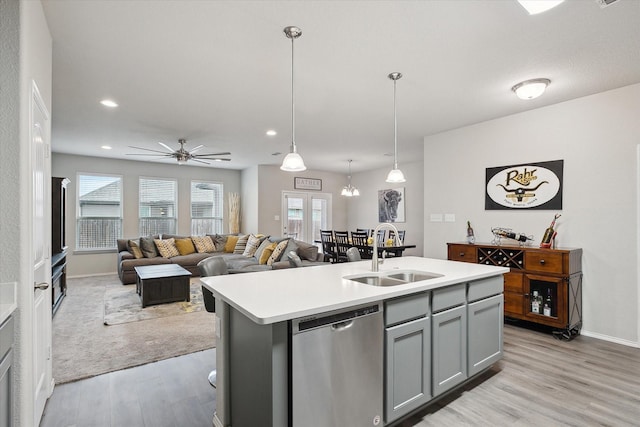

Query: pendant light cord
[393,78,398,169]
[291,35,296,152]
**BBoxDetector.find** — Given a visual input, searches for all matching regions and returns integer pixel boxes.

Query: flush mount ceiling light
[280,26,306,172]
[341,160,360,197]
[100,99,118,108]
[511,78,551,100]
[386,72,406,183]
[517,0,565,15]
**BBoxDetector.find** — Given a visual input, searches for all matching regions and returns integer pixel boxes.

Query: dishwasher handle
[331,320,354,332]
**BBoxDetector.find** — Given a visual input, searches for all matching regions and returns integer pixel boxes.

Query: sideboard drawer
[447,244,477,263]
[525,251,564,274]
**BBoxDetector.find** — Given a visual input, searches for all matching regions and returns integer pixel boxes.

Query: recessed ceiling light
[100,99,118,108]
[517,0,565,15]
[101,145,112,150]
[266,130,277,136]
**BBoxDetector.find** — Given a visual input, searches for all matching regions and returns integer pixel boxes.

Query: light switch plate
[444,213,456,222]
[274,215,280,221]
[430,213,443,222]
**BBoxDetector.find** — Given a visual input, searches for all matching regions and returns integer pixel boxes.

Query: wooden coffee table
[134,264,192,308]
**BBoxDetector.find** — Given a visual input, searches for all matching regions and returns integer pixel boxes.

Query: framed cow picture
[378,187,405,223]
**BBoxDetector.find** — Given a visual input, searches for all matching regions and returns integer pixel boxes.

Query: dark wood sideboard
[448,242,582,339]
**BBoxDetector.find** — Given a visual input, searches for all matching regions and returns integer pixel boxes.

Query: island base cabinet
[432,305,467,397]
[468,294,503,376]
[385,316,431,424]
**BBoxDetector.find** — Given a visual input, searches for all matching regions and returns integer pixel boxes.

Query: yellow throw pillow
[259,242,278,265]
[175,238,196,255]
[224,235,239,253]
[154,238,180,258]
[267,239,289,266]
[192,235,216,253]
[128,239,144,259]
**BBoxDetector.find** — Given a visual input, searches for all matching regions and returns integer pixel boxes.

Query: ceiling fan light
[512,78,550,100]
[386,168,406,183]
[280,151,306,172]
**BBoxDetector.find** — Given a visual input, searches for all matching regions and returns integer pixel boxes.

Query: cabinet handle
[459,252,465,257]
[539,259,545,265]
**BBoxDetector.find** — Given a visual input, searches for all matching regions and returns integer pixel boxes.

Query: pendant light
[280,26,307,172]
[386,72,406,183]
[341,160,360,197]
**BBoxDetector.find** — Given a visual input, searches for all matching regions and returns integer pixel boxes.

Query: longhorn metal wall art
[485,160,563,210]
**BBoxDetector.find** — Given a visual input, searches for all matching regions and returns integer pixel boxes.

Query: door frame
[281,191,332,243]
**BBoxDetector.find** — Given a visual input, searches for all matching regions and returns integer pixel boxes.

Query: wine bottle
[540,214,561,248]
[543,288,552,316]
[466,221,475,244]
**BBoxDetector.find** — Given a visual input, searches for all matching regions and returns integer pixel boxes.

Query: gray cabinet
[1,316,14,427]
[384,292,430,423]
[468,294,503,376]
[432,291,467,397]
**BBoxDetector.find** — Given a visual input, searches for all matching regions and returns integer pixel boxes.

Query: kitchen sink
[387,270,443,283]
[344,270,443,287]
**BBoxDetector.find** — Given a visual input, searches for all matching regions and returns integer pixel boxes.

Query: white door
[31,82,53,424]
[282,192,332,243]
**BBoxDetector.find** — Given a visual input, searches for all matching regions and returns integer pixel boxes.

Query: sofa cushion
[267,239,289,266]
[259,242,278,265]
[175,238,196,255]
[192,235,216,253]
[169,252,212,267]
[296,240,319,261]
[233,235,250,254]
[155,238,180,258]
[243,234,266,257]
[140,236,159,258]
[128,239,144,259]
[224,235,239,253]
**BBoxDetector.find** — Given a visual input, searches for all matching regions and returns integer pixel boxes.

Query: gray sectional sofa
[117,233,325,284]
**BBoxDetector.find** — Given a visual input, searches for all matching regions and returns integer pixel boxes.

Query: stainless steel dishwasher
[291,302,383,427]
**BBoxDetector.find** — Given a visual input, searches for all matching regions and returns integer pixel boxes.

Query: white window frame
[139,176,178,236]
[76,172,123,251]
[190,180,224,235]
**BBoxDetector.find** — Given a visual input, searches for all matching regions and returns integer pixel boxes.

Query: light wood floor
[40,324,640,427]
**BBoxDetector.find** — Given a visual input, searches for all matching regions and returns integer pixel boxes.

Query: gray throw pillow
[140,236,158,258]
[283,239,299,260]
[209,234,228,252]
[254,238,273,262]
[296,240,319,261]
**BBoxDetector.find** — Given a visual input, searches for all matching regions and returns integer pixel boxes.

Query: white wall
[52,153,241,277]
[424,83,640,345]
[241,165,259,233]
[349,161,424,257]
[249,165,349,238]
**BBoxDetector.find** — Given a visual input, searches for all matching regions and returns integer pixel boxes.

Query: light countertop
[201,256,508,325]
[0,281,17,324]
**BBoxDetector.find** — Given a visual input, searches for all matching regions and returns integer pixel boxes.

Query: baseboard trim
[580,329,640,348]
[67,272,117,279]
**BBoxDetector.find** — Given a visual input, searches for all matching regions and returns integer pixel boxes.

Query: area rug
[53,274,215,384]
[104,281,204,325]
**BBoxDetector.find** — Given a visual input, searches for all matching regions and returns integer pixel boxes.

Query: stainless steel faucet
[371,223,402,272]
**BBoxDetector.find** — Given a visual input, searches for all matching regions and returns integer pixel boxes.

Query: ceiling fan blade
[128,145,174,154]
[194,152,231,157]
[126,153,172,157]
[190,145,205,153]
[158,142,176,153]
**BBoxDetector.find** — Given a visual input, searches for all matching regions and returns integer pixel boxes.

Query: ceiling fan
[127,138,231,165]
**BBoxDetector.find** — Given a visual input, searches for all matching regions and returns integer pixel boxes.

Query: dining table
[314,241,416,259]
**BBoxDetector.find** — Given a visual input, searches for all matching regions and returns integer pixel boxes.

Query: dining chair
[356,228,370,238]
[350,231,372,259]
[333,231,350,263]
[388,230,405,244]
[319,230,337,263]
[373,229,386,246]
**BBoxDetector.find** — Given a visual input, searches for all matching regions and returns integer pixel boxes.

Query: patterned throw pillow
[128,239,144,259]
[233,235,250,254]
[174,238,196,255]
[192,235,216,253]
[243,234,265,257]
[154,238,180,258]
[267,239,289,266]
[259,242,278,265]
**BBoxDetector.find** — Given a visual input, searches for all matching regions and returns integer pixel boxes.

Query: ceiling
[42,0,640,174]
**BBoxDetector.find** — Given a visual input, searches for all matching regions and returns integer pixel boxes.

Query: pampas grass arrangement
[228,192,240,234]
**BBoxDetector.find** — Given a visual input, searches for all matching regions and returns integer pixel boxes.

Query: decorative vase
[228,192,240,234]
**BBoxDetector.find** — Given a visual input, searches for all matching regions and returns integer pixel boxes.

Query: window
[76,173,123,250]
[139,177,177,235]
[191,181,223,235]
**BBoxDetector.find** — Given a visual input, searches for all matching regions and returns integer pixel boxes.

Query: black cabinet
[52,177,69,316]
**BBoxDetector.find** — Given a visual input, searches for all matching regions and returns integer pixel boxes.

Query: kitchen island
[202,256,508,427]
